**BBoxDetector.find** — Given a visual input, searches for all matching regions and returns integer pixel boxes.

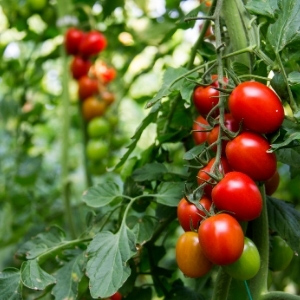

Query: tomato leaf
[245,0,278,19]
[267,196,300,254]
[82,181,123,208]
[0,268,22,300]
[15,226,66,260]
[156,182,184,207]
[132,162,168,182]
[86,225,136,298]
[275,147,300,168]
[51,252,87,300]
[183,144,206,161]
[21,260,56,290]
[267,0,300,52]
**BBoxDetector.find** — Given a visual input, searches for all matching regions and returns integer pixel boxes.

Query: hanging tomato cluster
[64,28,126,174]
[176,76,286,279]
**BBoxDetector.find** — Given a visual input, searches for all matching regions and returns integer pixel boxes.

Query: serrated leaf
[267,196,300,254]
[128,216,159,245]
[246,0,278,18]
[21,260,56,290]
[132,163,168,182]
[156,182,184,207]
[86,226,137,298]
[180,80,195,103]
[52,252,87,300]
[267,0,300,52]
[183,144,206,161]
[16,226,66,260]
[0,268,22,300]
[82,182,123,208]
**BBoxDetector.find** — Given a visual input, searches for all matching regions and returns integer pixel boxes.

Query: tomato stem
[212,267,232,300]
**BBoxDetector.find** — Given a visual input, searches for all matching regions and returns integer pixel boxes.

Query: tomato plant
[198,213,244,265]
[223,237,260,280]
[225,131,277,181]
[176,231,213,278]
[212,171,263,221]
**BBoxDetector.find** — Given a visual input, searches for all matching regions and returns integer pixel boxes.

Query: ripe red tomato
[82,97,107,121]
[193,85,219,116]
[265,170,280,196]
[198,213,244,265]
[79,31,107,57]
[225,131,277,181]
[110,292,122,300]
[228,81,284,134]
[177,196,212,231]
[78,76,99,100]
[197,156,232,196]
[223,237,260,280]
[192,115,209,145]
[70,56,91,80]
[212,171,263,221]
[176,231,213,277]
[65,27,84,55]
[207,113,239,152]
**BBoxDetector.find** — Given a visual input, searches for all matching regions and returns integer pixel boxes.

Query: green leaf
[16,226,66,260]
[132,162,168,182]
[82,182,123,208]
[52,252,87,300]
[180,80,196,103]
[126,286,153,300]
[276,147,300,168]
[114,103,160,170]
[0,268,22,300]
[267,0,300,52]
[267,196,300,254]
[86,226,137,298]
[21,260,56,290]
[269,132,300,151]
[156,182,184,207]
[0,202,13,242]
[128,215,159,245]
[245,0,278,18]
[183,144,206,161]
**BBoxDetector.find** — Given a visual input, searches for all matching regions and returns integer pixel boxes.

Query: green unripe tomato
[269,235,294,271]
[223,237,260,280]
[27,0,47,11]
[87,117,110,138]
[86,140,109,161]
[111,134,128,149]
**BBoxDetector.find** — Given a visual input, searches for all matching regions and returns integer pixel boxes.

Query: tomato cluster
[64,28,126,175]
[176,78,285,280]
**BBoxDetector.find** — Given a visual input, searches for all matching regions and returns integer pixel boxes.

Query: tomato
[269,235,294,271]
[212,171,262,221]
[82,97,106,121]
[78,76,99,100]
[207,113,239,152]
[101,91,115,106]
[111,134,128,150]
[192,115,209,145]
[27,0,47,11]
[193,85,219,116]
[177,196,212,231]
[79,31,107,57]
[270,72,289,100]
[90,61,116,83]
[225,131,277,181]
[110,291,122,300]
[86,139,109,161]
[176,231,213,278]
[197,156,232,196]
[65,28,84,55]
[198,213,244,265]
[228,81,284,134]
[87,117,110,138]
[265,170,280,196]
[200,0,212,7]
[70,56,91,80]
[223,237,260,280]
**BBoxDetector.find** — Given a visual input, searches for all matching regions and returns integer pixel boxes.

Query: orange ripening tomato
[82,97,107,121]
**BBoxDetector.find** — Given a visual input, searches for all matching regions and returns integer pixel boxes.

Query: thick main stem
[212,268,232,300]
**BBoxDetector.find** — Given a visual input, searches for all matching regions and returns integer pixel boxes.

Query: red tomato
[265,170,280,196]
[176,231,213,277]
[110,292,122,300]
[64,27,84,55]
[225,131,277,181]
[79,31,107,57]
[192,115,209,145]
[193,85,219,116]
[198,213,244,265]
[228,81,284,134]
[197,157,232,196]
[212,172,263,221]
[78,76,99,100]
[70,56,91,80]
[177,196,212,231]
[207,113,239,152]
